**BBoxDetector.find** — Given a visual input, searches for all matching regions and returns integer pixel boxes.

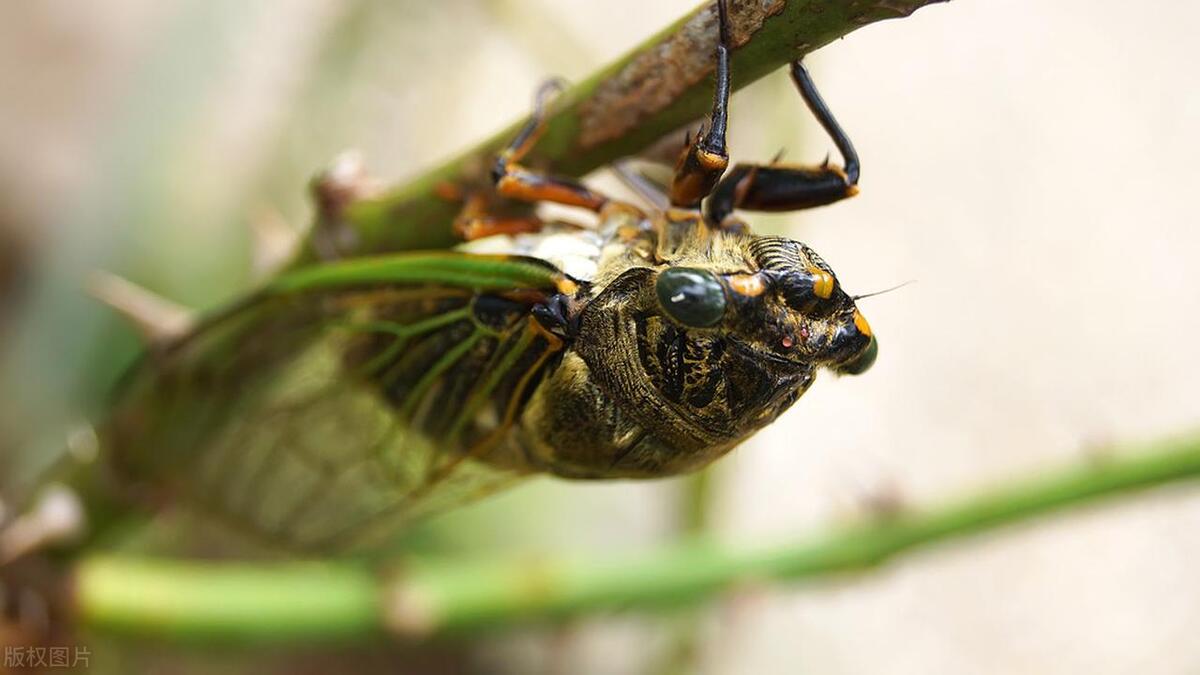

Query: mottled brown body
[519,211,818,478]
[356,205,871,483]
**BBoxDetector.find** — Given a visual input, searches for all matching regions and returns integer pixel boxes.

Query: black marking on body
[659,323,686,404]
[722,341,782,419]
[686,337,724,409]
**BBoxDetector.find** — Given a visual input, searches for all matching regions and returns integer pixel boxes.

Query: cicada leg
[668,0,732,209]
[452,77,639,241]
[703,60,861,227]
[666,0,861,227]
[452,192,545,241]
[489,79,612,213]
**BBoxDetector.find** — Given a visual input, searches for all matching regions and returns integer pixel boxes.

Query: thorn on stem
[87,271,194,343]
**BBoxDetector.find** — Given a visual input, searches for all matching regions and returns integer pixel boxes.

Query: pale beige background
[2,1,1199,674]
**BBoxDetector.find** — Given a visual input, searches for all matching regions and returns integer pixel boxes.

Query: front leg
[667,0,732,209]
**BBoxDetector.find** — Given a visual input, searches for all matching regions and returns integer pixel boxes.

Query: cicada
[76,0,877,552]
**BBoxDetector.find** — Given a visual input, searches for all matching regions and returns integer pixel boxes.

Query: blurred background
[3,0,1200,673]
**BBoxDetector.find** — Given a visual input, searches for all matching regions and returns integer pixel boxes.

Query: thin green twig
[73,430,1200,644]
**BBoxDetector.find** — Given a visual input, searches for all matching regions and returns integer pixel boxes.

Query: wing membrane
[101,253,567,551]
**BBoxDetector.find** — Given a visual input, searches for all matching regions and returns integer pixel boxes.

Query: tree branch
[73,430,1200,643]
[301,0,948,260]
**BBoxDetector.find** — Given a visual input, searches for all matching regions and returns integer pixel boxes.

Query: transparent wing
[101,255,567,552]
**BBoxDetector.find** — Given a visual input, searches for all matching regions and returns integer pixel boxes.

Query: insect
[62,0,877,552]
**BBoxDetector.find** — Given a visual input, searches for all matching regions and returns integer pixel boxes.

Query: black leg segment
[791,60,859,185]
[704,59,861,227]
[668,0,732,208]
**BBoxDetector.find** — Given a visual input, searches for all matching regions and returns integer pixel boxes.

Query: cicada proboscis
[21,0,878,554]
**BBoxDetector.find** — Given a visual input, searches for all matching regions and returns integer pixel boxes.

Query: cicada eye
[837,335,878,375]
[655,267,727,328]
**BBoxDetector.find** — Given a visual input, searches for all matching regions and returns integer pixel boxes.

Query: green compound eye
[838,335,878,375]
[655,267,727,328]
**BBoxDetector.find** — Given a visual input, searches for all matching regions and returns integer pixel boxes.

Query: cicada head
[561,234,874,477]
[731,236,877,377]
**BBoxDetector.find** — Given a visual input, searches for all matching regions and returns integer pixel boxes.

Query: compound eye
[655,267,727,328]
[837,335,878,375]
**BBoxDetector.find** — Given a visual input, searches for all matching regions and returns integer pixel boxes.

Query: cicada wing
[191,327,525,552]
[103,274,564,552]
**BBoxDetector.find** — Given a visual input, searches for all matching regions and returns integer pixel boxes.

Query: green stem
[298,0,948,259]
[679,468,715,536]
[656,468,717,675]
[74,431,1200,643]
[75,558,381,645]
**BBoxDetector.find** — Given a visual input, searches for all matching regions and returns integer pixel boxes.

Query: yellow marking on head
[853,309,872,337]
[846,184,860,197]
[728,273,767,297]
[697,149,729,171]
[811,269,835,299]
